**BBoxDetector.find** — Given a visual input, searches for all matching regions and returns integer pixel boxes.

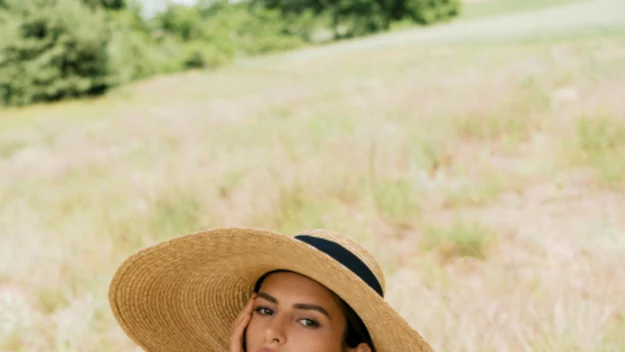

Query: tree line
[0,0,460,106]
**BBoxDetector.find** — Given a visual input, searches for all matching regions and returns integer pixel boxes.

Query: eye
[254,307,274,316]
[298,318,319,328]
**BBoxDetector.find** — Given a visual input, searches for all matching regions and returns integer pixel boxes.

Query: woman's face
[245,271,358,352]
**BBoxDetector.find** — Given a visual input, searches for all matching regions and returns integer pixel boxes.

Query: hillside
[1,0,624,350]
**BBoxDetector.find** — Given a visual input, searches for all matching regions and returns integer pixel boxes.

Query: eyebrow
[257,292,332,320]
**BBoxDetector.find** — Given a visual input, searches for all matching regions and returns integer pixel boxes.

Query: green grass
[0,140,26,158]
[574,114,625,187]
[147,191,204,240]
[421,220,498,261]
[453,87,546,147]
[442,173,505,208]
[460,0,587,21]
[373,178,423,225]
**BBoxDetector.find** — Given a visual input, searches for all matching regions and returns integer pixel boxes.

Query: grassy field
[1,0,625,351]
[459,0,588,20]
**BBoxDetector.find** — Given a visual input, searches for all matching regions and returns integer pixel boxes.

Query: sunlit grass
[460,0,587,21]
[574,114,625,187]
[422,220,497,261]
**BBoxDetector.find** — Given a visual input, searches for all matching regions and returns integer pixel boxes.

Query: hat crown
[298,230,386,295]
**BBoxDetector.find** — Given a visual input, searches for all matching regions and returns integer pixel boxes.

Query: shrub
[232,6,304,55]
[254,0,461,40]
[151,3,303,69]
[180,41,233,69]
[82,0,125,10]
[0,0,113,106]
[107,9,183,82]
[403,0,461,25]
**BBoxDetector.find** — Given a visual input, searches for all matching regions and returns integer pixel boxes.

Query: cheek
[244,316,345,352]
[287,327,345,352]
[244,315,265,348]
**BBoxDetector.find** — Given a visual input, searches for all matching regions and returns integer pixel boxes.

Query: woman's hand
[229,293,256,352]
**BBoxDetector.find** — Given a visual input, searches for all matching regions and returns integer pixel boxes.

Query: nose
[263,313,287,345]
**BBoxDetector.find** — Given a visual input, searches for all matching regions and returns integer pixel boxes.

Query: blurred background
[1,0,624,350]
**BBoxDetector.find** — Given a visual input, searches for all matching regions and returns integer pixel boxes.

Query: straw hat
[109,227,433,351]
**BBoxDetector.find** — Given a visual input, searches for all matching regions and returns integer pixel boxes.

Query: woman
[109,228,433,351]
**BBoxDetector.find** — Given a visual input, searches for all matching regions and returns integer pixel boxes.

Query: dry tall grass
[1,1,625,351]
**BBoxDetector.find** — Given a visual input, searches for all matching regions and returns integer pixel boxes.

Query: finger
[231,293,256,333]
[229,294,256,351]
[232,309,252,336]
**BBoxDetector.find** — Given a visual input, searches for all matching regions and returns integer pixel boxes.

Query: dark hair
[253,270,376,351]
[337,295,376,351]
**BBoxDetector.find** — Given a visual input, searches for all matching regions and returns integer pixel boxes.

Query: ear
[347,343,372,352]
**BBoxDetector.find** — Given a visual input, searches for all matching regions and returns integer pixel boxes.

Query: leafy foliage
[254,0,461,39]
[149,2,303,69]
[0,0,113,106]
[0,0,460,106]
[404,0,461,25]
[82,0,125,10]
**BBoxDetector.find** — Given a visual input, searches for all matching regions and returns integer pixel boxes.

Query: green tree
[254,0,460,39]
[82,0,126,10]
[0,0,113,106]
[151,2,302,69]
[403,0,460,25]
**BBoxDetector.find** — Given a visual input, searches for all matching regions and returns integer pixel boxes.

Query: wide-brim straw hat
[109,227,433,351]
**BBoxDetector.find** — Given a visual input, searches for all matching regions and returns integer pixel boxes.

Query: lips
[258,349,276,352]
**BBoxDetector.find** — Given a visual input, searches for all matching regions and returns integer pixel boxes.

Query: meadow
[1,0,624,350]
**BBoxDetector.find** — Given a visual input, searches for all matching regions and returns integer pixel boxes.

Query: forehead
[259,272,340,306]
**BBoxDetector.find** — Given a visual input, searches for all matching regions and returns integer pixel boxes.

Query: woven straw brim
[109,228,432,352]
